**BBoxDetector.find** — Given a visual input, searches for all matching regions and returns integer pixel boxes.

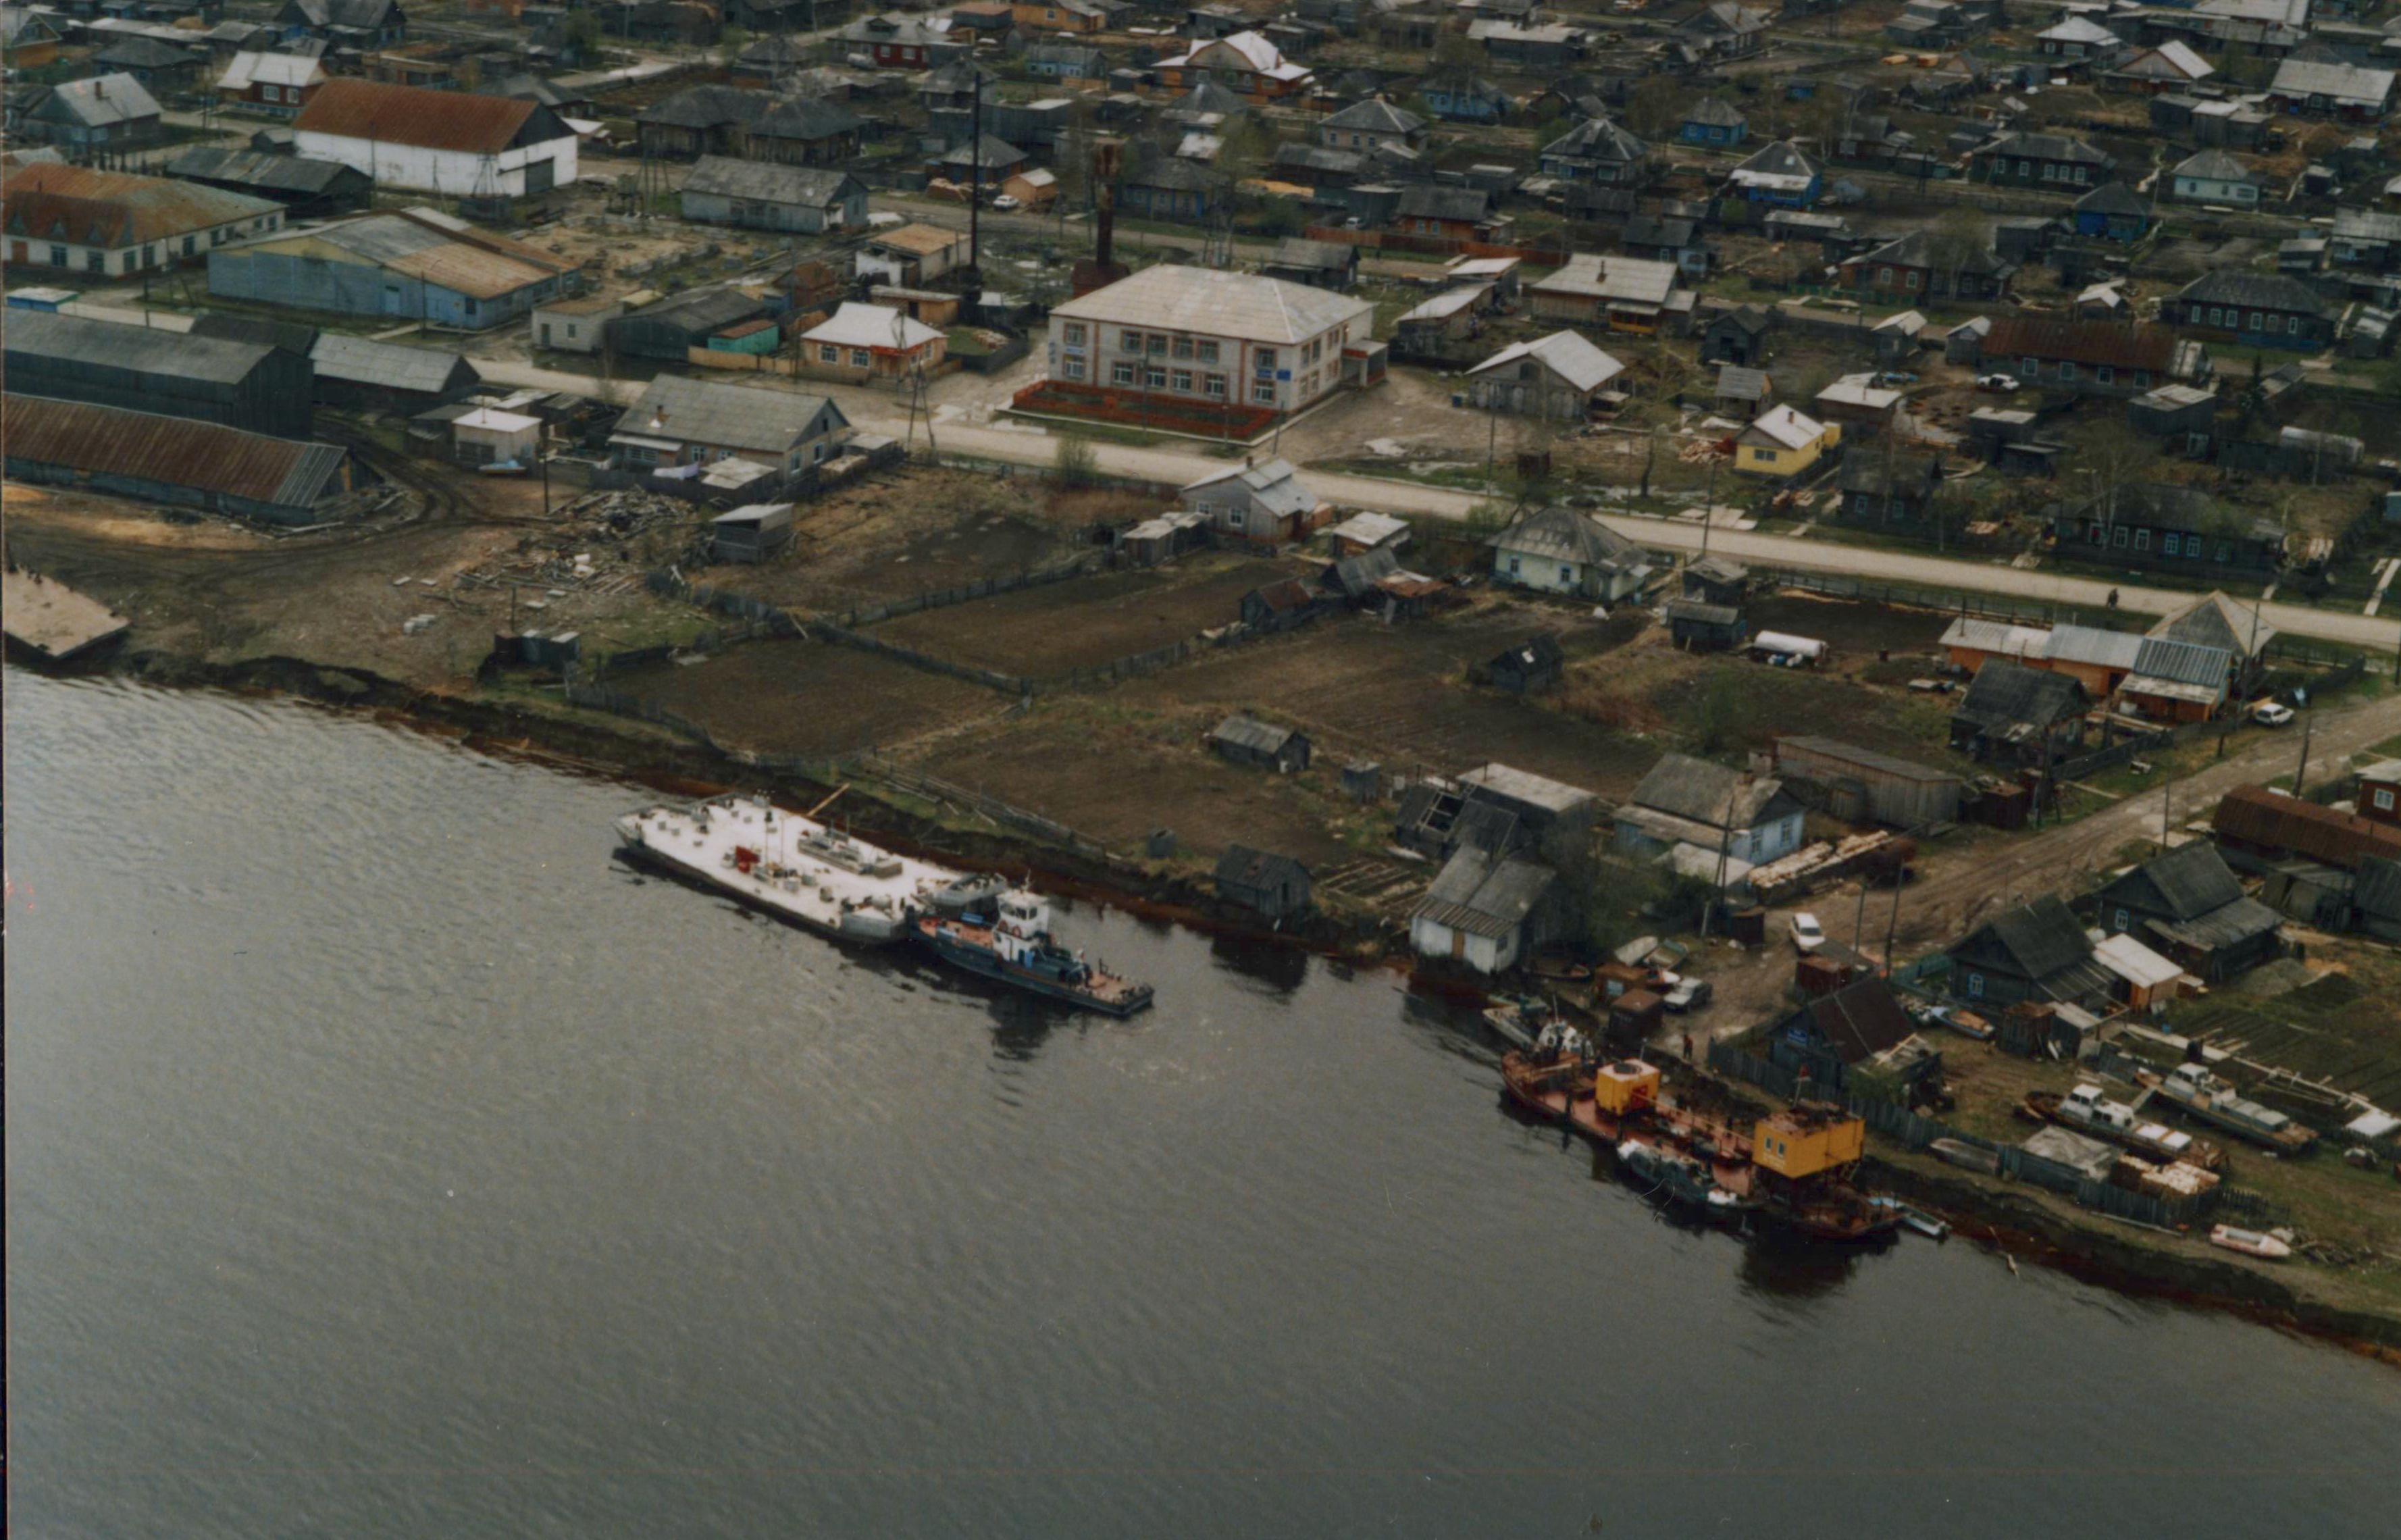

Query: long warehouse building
[3,394,363,526]
[0,309,313,439]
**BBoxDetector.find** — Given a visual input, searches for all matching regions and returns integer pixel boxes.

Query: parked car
[1790,912,1826,953]
[1974,374,2017,392]
[990,194,1021,211]
[2252,701,2296,727]
[1663,977,1712,1013]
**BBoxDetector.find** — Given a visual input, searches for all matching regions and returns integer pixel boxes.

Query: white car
[1663,977,1712,1013]
[1974,374,2017,392]
[2252,702,2295,727]
[990,194,1021,211]
[1790,912,1826,953]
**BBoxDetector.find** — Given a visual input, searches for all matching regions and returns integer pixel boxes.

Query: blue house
[1420,74,1509,123]
[2070,182,2151,243]
[1678,97,1748,147]
[1726,140,1824,208]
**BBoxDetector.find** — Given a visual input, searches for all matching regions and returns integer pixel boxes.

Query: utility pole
[2160,763,2173,854]
[2294,713,2313,797]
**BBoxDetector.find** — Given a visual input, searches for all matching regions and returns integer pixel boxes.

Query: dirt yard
[606,638,1009,759]
[869,550,1303,679]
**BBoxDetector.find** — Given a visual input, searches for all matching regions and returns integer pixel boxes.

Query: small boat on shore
[1930,1137,2001,1175]
[2144,1064,2317,1156]
[1867,1196,1951,1239]
[915,888,1154,1016]
[615,794,960,944]
[2208,1225,2292,1260]
[2024,1085,2227,1171]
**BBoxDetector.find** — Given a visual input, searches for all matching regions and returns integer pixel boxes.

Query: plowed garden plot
[868,553,1304,679]
[1744,592,1957,661]
[609,639,1004,759]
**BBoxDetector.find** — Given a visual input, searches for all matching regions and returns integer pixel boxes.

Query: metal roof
[2269,57,2394,105]
[1210,713,1305,754]
[217,50,326,91]
[5,162,282,247]
[1966,895,2094,982]
[681,155,859,207]
[1489,504,1643,569]
[1530,253,1678,307]
[30,74,163,129]
[1322,97,1423,134]
[1051,264,1371,346]
[264,210,576,300]
[1954,659,2086,732]
[3,393,346,510]
[1460,763,1595,815]
[294,79,557,155]
[309,332,480,395]
[1413,847,1556,939]
[2213,786,2401,871]
[802,302,941,351]
[165,146,358,197]
[1467,330,1623,392]
[2177,268,2330,317]
[1776,736,1957,787]
[1214,842,1310,888]
[3,309,278,385]
[2148,895,2281,954]
[615,376,845,455]
[1984,318,2179,373]
[1631,752,1788,829]
[1740,404,1828,451]
[2150,591,2273,657]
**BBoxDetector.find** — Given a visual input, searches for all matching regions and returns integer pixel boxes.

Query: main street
[467,355,2401,654]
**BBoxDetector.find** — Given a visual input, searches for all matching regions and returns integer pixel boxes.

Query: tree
[1054,432,1100,488]
[1623,77,1685,140]
[718,24,750,70]
[2081,421,2162,542]
[559,9,604,63]
[1923,209,1988,298]
[1682,667,1747,755]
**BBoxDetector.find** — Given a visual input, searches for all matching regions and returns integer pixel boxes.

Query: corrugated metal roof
[3,309,278,385]
[681,155,858,208]
[1468,330,1622,392]
[802,302,941,351]
[1050,264,1371,346]
[1632,752,1786,829]
[1209,713,1302,754]
[614,376,844,456]
[2213,786,2401,871]
[5,162,282,247]
[265,210,573,300]
[217,50,326,91]
[3,393,345,509]
[1776,736,1957,787]
[1984,318,2177,372]
[294,79,548,156]
[309,332,478,395]
[1461,763,1595,815]
[32,74,163,129]
[166,146,358,197]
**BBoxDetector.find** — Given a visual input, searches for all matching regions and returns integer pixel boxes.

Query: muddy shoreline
[41,645,2401,1361]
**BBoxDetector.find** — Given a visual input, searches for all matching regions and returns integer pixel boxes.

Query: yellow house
[1733,403,1839,477]
[1010,0,1106,31]
[1751,1104,1866,1179]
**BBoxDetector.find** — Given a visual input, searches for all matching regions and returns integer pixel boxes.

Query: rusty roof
[293,78,546,155]
[3,394,348,511]
[2213,785,2401,871]
[1983,318,2177,373]
[869,222,969,257]
[3,162,281,248]
[249,208,575,299]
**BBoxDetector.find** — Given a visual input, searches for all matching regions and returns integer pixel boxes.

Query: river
[7,669,2397,1538]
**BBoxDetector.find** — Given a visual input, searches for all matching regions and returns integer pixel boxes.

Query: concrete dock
[3,569,130,662]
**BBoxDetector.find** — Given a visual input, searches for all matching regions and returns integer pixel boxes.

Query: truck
[2145,1064,2317,1156]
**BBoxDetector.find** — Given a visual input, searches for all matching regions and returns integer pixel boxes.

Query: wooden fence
[836,550,1109,627]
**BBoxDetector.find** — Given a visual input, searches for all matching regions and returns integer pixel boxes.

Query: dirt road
[461,356,2401,652]
[1883,692,2401,950]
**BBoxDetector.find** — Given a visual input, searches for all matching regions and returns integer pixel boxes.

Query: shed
[1408,846,1564,973]
[709,503,794,563]
[1208,713,1311,773]
[1767,977,1925,1091]
[1486,634,1564,693]
[1457,763,1599,860]
[1663,597,1744,652]
[1213,844,1313,920]
[1680,555,1749,607]
[1239,578,1322,633]
[450,407,542,467]
[1772,736,1961,828]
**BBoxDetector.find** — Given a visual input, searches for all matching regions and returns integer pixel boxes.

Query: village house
[1393,185,1502,242]
[2329,207,2401,272]
[1726,139,1824,207]
[1470,20,1589,70]
[678,159,866,234]
[15,75,164,151]
[1527,253,1684,334]
[2049,482,2286,577]
[1537,116,1651,184]
[838,15,954,70]
[1839,230,2015,301]
[1834,448,1943,530]
[5,162,283,277]
[2265,57,2394,120]
[1678,97,1748,147]
[1011,0,1106,32]
[1259,236,1358,291]
[2358,760,2401,826]
[2,7,64,68]
[1420,74,1509,123]
[1948,660,2088,765]
[215,50,327,118]
[1970,132,2115,190]
[2094,842,2281,983]
[2036,15,2122,59]
[1180,457,1323,546]
[609,376,852,477]
[855,223,971,286]
[1765,979,1928,1094]
[1120,157,1225,221]
[1615,752,1806,871]
[1487,505,1655,602]
[1981,319,2209,399]
[1153,30,1314,100]
[2071,182,2153,242]
[798,303,946,384]
[2112,42,2214,93]
[2213,786,2401,875]
[1946,896,2115,1010]
[1733,404,1839,478]
[1317,97,1425,153]
[1464,332,1624,421]
[2170,270,2336,349]
[276,0,407,48]
[2167,149,2263,209]
[1039,265,1376,428]
[531,292,625,354]
[1699,304,1774,365]
[1620,213,1709,277]
[1214,845,1312,921]
[91,36,208,94]
[1485,634,1565,693]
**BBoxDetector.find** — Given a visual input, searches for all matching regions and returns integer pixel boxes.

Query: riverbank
[34,641,2396,1358]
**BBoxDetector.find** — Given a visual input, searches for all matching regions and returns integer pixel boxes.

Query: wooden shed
[1663,596,1745,652]
[1486,634,1565,693]
[1772,736,1962,828]
[709,503,795,563]
[1208,713,1312,773]
[1213,844,1313,919]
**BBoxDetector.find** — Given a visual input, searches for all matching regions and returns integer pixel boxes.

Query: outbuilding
[1409,846,1564,973]
[708,503,795,563]
[1208,713,1312,773]
[292,79,577,198]
[1213,844,1314,920]
[1486,634,1564,692]
[1772,736,1961,827]
[678,157,867,235]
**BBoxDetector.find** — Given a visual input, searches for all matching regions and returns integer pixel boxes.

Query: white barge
[615,794,979,944]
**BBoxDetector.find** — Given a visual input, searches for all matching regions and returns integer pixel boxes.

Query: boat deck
[924,916,1152,1008]
[619,797,962,939]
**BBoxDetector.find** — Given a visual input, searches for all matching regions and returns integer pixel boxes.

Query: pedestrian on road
[2107,588,2119,610]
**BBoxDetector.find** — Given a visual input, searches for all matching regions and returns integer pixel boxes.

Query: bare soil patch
[608,638,1007,759]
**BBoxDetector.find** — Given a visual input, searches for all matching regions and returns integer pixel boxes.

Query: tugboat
[1616,1135,1757,1226]
[1747,1101,1901,1244]
[914,888,1155,1016]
